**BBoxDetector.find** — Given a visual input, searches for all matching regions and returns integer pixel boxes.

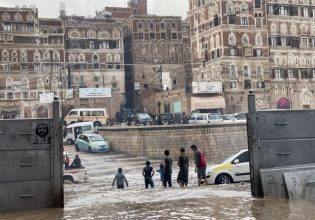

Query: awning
[191,96,226,110]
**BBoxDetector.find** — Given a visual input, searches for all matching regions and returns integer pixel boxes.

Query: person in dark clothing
[112,168,129,189]
[143,161,155,188]
[63,154,70,170]
[115,111,121,124]
[191,145,208,186]
[177,147,189,187]
[70,154,84,169]
[163,149,172,187]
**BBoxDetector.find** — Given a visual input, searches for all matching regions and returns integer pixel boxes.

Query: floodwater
[1,146,315,220]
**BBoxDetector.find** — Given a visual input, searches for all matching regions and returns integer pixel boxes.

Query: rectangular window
[254,49,262,57]
[230,47,237,56]
[288,69,294,78]
[244,80,251,89]
[231,81,237,89]
[257,81,265,88]
[34,64,40,72]
[268,5,274,15]
[255,18,262,28]
[139,33,144,39]
[281,37,287,46]
[7,92,13,100]
[172,33,177,39]
[279,6,288,15]
[303,7,309,17]
[23,92,29,99]
[270,37,277,46]
[4,23,11,31]
[149,33,155,39]
[274,69,281,78]
[241,17,248,25]
[161,33,166,39]
[89,41,94,49]
[312,69,315,78]
[21,64,27,71]
[228,15,236,24]
[255,0,261,8]
[291,6,299,16]
[292,37,299,48]
[80,111,91,116]
[80,76,84,84]
[3,64,10,72]
[301,37,308,47]
[311,38,315,47]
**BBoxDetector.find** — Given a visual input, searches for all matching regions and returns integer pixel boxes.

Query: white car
[206,149,250,184]
[188,113,223,125]
[64,168,87,183]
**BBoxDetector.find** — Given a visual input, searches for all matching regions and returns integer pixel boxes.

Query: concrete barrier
[98,123,247,161]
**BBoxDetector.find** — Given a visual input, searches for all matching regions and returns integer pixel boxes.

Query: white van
[63,122,94,145]
[64,108,108,127]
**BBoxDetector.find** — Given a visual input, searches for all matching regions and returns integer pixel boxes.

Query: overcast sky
[1,0,189,19]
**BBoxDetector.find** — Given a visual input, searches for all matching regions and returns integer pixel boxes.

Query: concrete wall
[98,123,247,161]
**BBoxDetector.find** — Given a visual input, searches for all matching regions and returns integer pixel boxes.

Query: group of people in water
[112,144,208,189]
[63,154,84,170]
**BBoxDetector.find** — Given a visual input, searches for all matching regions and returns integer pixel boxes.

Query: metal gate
[247,92,315,198]
[0,102,63,212]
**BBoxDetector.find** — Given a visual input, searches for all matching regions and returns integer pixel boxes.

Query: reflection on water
[1,195,315,220]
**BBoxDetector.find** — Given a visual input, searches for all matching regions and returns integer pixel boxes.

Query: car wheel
[88,146,93,153]
[63,175,74,183]
[216,174,233,184]
[162,119,169,125]
[70,121,76,124]
[75,144,80,152]
[94,121,101,127]
[66,139,73,145]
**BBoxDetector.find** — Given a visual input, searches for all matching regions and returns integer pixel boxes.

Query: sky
[1,0,189,19]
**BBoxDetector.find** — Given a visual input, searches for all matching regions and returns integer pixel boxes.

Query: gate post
[247,91,263,197]
[52,101,64,207]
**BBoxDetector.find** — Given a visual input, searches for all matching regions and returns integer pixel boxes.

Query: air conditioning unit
[243,46,252,56]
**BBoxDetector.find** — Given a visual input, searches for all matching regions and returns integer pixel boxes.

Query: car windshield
[138,113,151,119]
[220,154,236,164]
[222,115,234,120]
[89,135,104,142]
[208,114,220,120]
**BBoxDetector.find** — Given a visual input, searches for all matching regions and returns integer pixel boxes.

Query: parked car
[127,113,154,126]
[63,122,94,145]
[206,149,250,184]
[63,151,87,183]
[154,113,174,125]
[221,114,237,123]
[75,134,110,153]
[233,112,247,122]
[188,113,223,125]
[120,111,133,123]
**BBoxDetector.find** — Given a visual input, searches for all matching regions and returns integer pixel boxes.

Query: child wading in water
[112,168,129,189]
[143,161,155,188]
[156,163,165,186]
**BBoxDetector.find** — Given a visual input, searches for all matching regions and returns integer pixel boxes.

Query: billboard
[192,81,222,94]
[40,93,55,103]
[79,88,112,98]
[65,89,74,99]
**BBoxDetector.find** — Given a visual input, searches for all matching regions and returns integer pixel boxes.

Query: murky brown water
[1,148,315,220]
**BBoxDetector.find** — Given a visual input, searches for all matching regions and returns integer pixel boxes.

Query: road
[1,145,315,220]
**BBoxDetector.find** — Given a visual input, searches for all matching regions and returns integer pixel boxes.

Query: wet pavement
[1,146,315,220]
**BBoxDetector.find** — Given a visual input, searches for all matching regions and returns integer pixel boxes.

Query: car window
[66,128,72,133]
[235,151,249,163]
[190,115,196,120]
[69,111,77,116]
[79,135,86,141]
[80,111,91,116]
[89,135,104,142]
[82,125,92,132]
[92,111,104,116]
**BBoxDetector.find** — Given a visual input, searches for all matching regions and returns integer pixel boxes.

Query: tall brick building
[105,0,148,20]
[60,14,125,119]
[0,6,65,119]
[123,15,192,115]
[189,0,315,113]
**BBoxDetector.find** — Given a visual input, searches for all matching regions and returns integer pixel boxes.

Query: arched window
[14,13,22,21]
[2,50,10,62]
[271,23,277,33]
[150,22,154,29]
[241,3,249,14]
[20,50,27,62]
[37,78,45,91]
[229,33,236,46]
[21,78,29,90]
[2,12,10,21]
[69,29,81,38]
[242,34,249,46]
[301,25,308,34]
[11,50,18,62]
[6,77,13,88]
[98,31,110,39]
[33,51,41,62]
[53,51,60,62]
[256,66,263,78]
[112,30,120,38]
[93,54,99,69]
[87,29,96,39]
[215,34,220,48]
[280,23,287,34]
[26,13,33,22]
[210,36,215,49]
[291,24,297,35]
[226,2,235,14]
[69,54,75,63]
[51,78,58,91]
[160,22,165,29]
[106,53,112,62]
[79,53,85,63]
[243,65,250,77]
[115,53,121,61]
[138,22,143,29]
[255,35,262,46]
[43,50,50,61]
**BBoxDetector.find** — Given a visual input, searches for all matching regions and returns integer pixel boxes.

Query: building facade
[123,15,192,115]
[61,14,125,119]
[0,6,65,119]
[105,0,147,20]
[188,0,270,114]
[267,0,315,110]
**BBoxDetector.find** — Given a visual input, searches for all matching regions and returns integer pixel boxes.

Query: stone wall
[98,123,248,161]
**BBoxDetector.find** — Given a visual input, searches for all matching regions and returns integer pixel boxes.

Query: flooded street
[1,146,315,220]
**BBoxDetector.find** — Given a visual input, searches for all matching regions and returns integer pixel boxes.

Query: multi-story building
[188,0,270,114]
[105,0,147,20]
[61,13,125,119]
[267,1,315,109]
[0,6,65,119]
[124,15,192,115]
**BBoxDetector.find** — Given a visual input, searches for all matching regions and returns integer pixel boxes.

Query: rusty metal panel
[259,139,315,168]
[0,180,51,212]
[258,110,315,140]
[0,150,50,182]
[0,120,53,151]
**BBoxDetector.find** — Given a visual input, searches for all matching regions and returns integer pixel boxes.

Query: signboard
[173,101,182,113]
[192,81,222,94]
[40,93,55,103]
[65,89,74,99]
[162,72,172,91]
[134,82,140,90]
[79,88,111,98]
